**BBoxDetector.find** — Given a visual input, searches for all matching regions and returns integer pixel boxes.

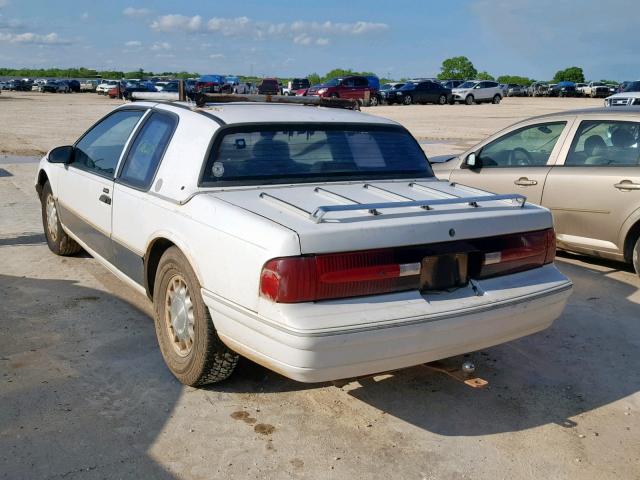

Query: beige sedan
[433,107,640,275]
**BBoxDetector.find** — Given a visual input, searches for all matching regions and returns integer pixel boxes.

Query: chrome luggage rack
[258,183,527,224]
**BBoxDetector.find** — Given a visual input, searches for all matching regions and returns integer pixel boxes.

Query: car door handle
[614,181,640,190]
[98,194,111,205]
[514,177,538,186]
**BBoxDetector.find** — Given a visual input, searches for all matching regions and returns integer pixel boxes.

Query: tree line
[0,60,615,85]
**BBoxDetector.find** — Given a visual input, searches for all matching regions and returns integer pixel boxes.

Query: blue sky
[0,0,636,81]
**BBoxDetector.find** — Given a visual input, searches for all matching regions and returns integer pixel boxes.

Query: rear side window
[565,120,640,166]
[201,124,433,186]
[118,112,177,189]
[74,110,145,178]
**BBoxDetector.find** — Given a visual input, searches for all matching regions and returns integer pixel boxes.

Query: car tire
[492,94,501,104]
[633,236,640,277]
[438,94,447,105]
[153,246,239,386]
[369,95,379,107]
[40,181,82,256]
[465,95,474,105]
[403,95,413,105]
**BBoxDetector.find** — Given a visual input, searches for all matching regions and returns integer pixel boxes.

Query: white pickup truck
[35,97,572,386]
[582,81,610,98]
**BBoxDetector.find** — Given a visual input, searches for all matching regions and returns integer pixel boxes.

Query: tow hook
[423,359,489,388]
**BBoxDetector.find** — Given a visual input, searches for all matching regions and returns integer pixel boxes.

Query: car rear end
[258,79,280,95]
[196,118,572,382]
[196,75,224,93]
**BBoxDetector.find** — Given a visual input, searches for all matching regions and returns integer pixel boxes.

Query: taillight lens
[260,250,421,303]
[260,228,556,303]
[479,229,556,279]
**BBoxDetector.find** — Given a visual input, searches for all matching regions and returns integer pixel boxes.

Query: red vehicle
[258,78,280,95]
[107,86,119,98]
[306,75,379,104]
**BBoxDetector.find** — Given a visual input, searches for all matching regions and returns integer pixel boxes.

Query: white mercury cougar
[35,98,572,386]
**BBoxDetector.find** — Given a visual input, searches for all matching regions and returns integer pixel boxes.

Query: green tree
[497,75,534,86]
[476,71,494,81]
[552,66,585,84]
[437,56,477,81]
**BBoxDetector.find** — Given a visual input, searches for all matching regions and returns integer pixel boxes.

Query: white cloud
[80,12,89,20]
[0,16,23,30]
[0,0,9,8]
[209,53,225,59]
[150,41,171,51]
[155,53,175,58]
[124,40,142,47]
[145,14,389,45]
[150,14,202,32]
[0,31,70,45]
[123,7,151,17]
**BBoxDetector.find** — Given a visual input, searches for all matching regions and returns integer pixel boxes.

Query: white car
[452,80,503,105]
[35,98,572,386]
[96,80,119,94]
[605,90,640,107]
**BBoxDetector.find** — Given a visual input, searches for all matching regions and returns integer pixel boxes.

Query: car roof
[527,106,640,122]
[143,101,399,126]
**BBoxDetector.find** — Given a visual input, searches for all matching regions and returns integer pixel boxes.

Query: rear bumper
[204,265,572,383]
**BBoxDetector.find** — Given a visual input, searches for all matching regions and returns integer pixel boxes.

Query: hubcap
[45,195,58,242]
[164,275,195,357]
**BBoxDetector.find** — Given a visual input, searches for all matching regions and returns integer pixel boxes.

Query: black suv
[386,80,452,105]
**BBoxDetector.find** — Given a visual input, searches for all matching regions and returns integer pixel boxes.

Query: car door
[339,77,356,99]
[111,111,179,285]
[56,108,147,262]
[541,118,640,257]
[449,120,572,204]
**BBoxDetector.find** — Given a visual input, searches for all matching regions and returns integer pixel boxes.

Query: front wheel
[465,95,474,105]
[40,181,82,256]
[369,95,379,106]
[402,95,412,105]
[438,94,447,105]
[153,246,239,386]
[492,94,501,104]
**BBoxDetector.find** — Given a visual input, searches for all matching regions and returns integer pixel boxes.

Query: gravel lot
[1,92,638,480]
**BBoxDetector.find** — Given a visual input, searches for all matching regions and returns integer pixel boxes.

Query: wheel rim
[439,95,446,104]
[45,194,58,242]
[404,96,411,105]
[164,274,195,357]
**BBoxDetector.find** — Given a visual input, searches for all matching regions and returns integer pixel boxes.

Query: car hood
[204,179,551,254]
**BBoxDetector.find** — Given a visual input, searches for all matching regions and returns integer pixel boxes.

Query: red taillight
[259,228,557,303]
[259,250,421,303]
[479,228,556,278]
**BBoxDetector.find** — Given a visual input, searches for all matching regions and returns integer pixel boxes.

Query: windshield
[400,82,416,90]
[201,124,433,186]
[322,78,340,87]
[624,81,640,92]
[592,82,604,86]
[458,81,476,89]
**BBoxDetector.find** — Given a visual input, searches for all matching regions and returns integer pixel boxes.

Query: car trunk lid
[206,179,552,254]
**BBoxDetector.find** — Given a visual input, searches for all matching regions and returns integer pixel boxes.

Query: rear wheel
[438,94,447,105]
[403,95,413,105]
[492,94,501,104]
[465,95,474,105]
[633,237,640,277]
[153,246,239,386]
[369,95,379,106]
[40,181,81,256]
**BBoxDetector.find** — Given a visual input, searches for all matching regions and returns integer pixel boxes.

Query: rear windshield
[201,124,433,186]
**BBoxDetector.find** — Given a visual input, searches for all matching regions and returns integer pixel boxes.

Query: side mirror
[48,145,74,164]
[464,152,481,169]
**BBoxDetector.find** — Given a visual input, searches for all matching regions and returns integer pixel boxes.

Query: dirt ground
[1,92,639,480]
[0,90,604,157]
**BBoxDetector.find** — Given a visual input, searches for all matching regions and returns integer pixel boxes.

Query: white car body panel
[605,91,640,107]
[35,101,572,382]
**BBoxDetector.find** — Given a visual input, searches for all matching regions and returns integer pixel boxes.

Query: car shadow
[0,274,179,479]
